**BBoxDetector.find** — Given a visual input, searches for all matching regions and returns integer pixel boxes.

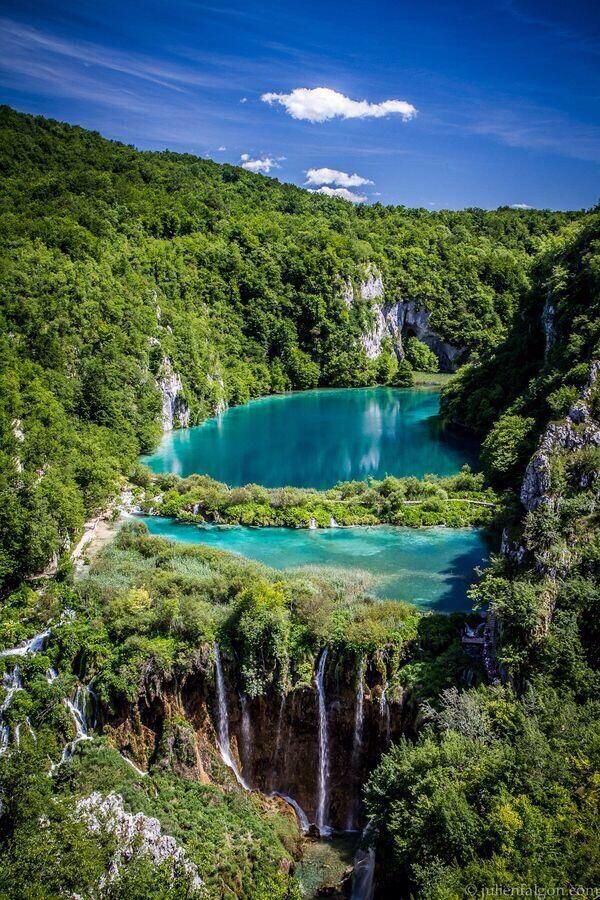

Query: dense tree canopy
[0,105,587,586]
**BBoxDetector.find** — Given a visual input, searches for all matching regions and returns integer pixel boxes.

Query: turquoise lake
[142,387,478,488]
[138,517,489,612]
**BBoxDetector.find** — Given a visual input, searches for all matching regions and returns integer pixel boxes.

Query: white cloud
[261,87,417,123]
[305,167,373,188]
[309,186,367,203]
[217,145,227,151]
[240,96,247,103]
[240,153,281,173]
[510,203,533,209]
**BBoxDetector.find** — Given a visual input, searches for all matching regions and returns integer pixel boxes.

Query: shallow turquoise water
[141,387,478,488]
[138,517,489,612]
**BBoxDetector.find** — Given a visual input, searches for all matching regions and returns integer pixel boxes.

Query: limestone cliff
[521,360,600,512]
[156,356,190,432]
[342,266,463,371]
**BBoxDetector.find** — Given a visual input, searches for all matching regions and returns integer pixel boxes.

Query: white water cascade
[315,648,332,836]
[346,657,365,830]
[350,847,376,900]
[213,644,250,789]
[60,684,94,763]
[274,792,310,833]
[0,666,23,753]
[0,628,50,658]
[379,679,391,745]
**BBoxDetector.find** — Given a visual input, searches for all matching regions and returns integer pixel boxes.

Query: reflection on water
[138,518,490,613]
[142,387,479,488]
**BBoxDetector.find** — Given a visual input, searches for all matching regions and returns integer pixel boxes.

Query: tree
[404,336,439,373]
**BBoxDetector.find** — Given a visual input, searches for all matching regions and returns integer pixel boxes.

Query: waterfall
[346,657,365,830]
[329,516,338,528]
[213,644,249,790]
[274,792,310,833]
[0,628,50,658]
[379,680,391,744]
[269,695,286,791]
[315,648,331,836]
[239,692,252,774]
[120,753,147,777]
[0,666,22,753]
[60,684,93,763]
[350,847,376,900]
[542,295,555,358]
[308,516,317,530]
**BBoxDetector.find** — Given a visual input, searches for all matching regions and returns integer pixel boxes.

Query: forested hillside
[0,106,586,587]
[0,106,599,898]
[365,213,600,896]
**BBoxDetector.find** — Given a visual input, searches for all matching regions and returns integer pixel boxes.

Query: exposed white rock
[11,418,24,474]
[521,360,600,512]
[362,302,403,360]
[156,357,190,432]
[341,278,354,308]
[76,792,204,894]
[343,266,462,370]
[11,419,24,442]
[359,267,384,302]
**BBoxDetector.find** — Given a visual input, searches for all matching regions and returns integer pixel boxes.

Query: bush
[403,336,439,373]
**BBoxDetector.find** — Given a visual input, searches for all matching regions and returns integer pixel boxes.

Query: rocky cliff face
[103,645,412,835]
[343,266,463,371]
[156,356,190,432]
[521,360,600,512]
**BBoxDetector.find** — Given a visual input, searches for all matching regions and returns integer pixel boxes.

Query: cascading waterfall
[213,644,250,790]
[239,692,252,773]
[0,666,22,753]
[274,792,310,833]
[315,648,331,836]
[60,684,94,763]
[350,847,376,900]
[379,679,391,745]
[0,628,50,658]
[346,657,365,830]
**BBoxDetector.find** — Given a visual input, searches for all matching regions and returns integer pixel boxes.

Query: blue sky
[0,0,598,209]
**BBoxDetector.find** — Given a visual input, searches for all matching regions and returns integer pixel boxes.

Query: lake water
[138,517,489,612]
[141,387,478,488]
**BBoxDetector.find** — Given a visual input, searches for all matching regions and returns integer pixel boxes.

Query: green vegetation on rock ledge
[135,466,498,529]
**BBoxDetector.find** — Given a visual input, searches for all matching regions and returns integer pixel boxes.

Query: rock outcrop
[156,356,190,432]
[396,299,463,372]
[76,792,204,893]
[342,266,463,370]
[521,360,600,512]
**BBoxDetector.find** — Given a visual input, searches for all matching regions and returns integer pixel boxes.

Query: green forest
[0,106,599,899]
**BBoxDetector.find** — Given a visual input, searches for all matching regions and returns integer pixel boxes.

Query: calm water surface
[138,517,489,612]
[141,387,478,488]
